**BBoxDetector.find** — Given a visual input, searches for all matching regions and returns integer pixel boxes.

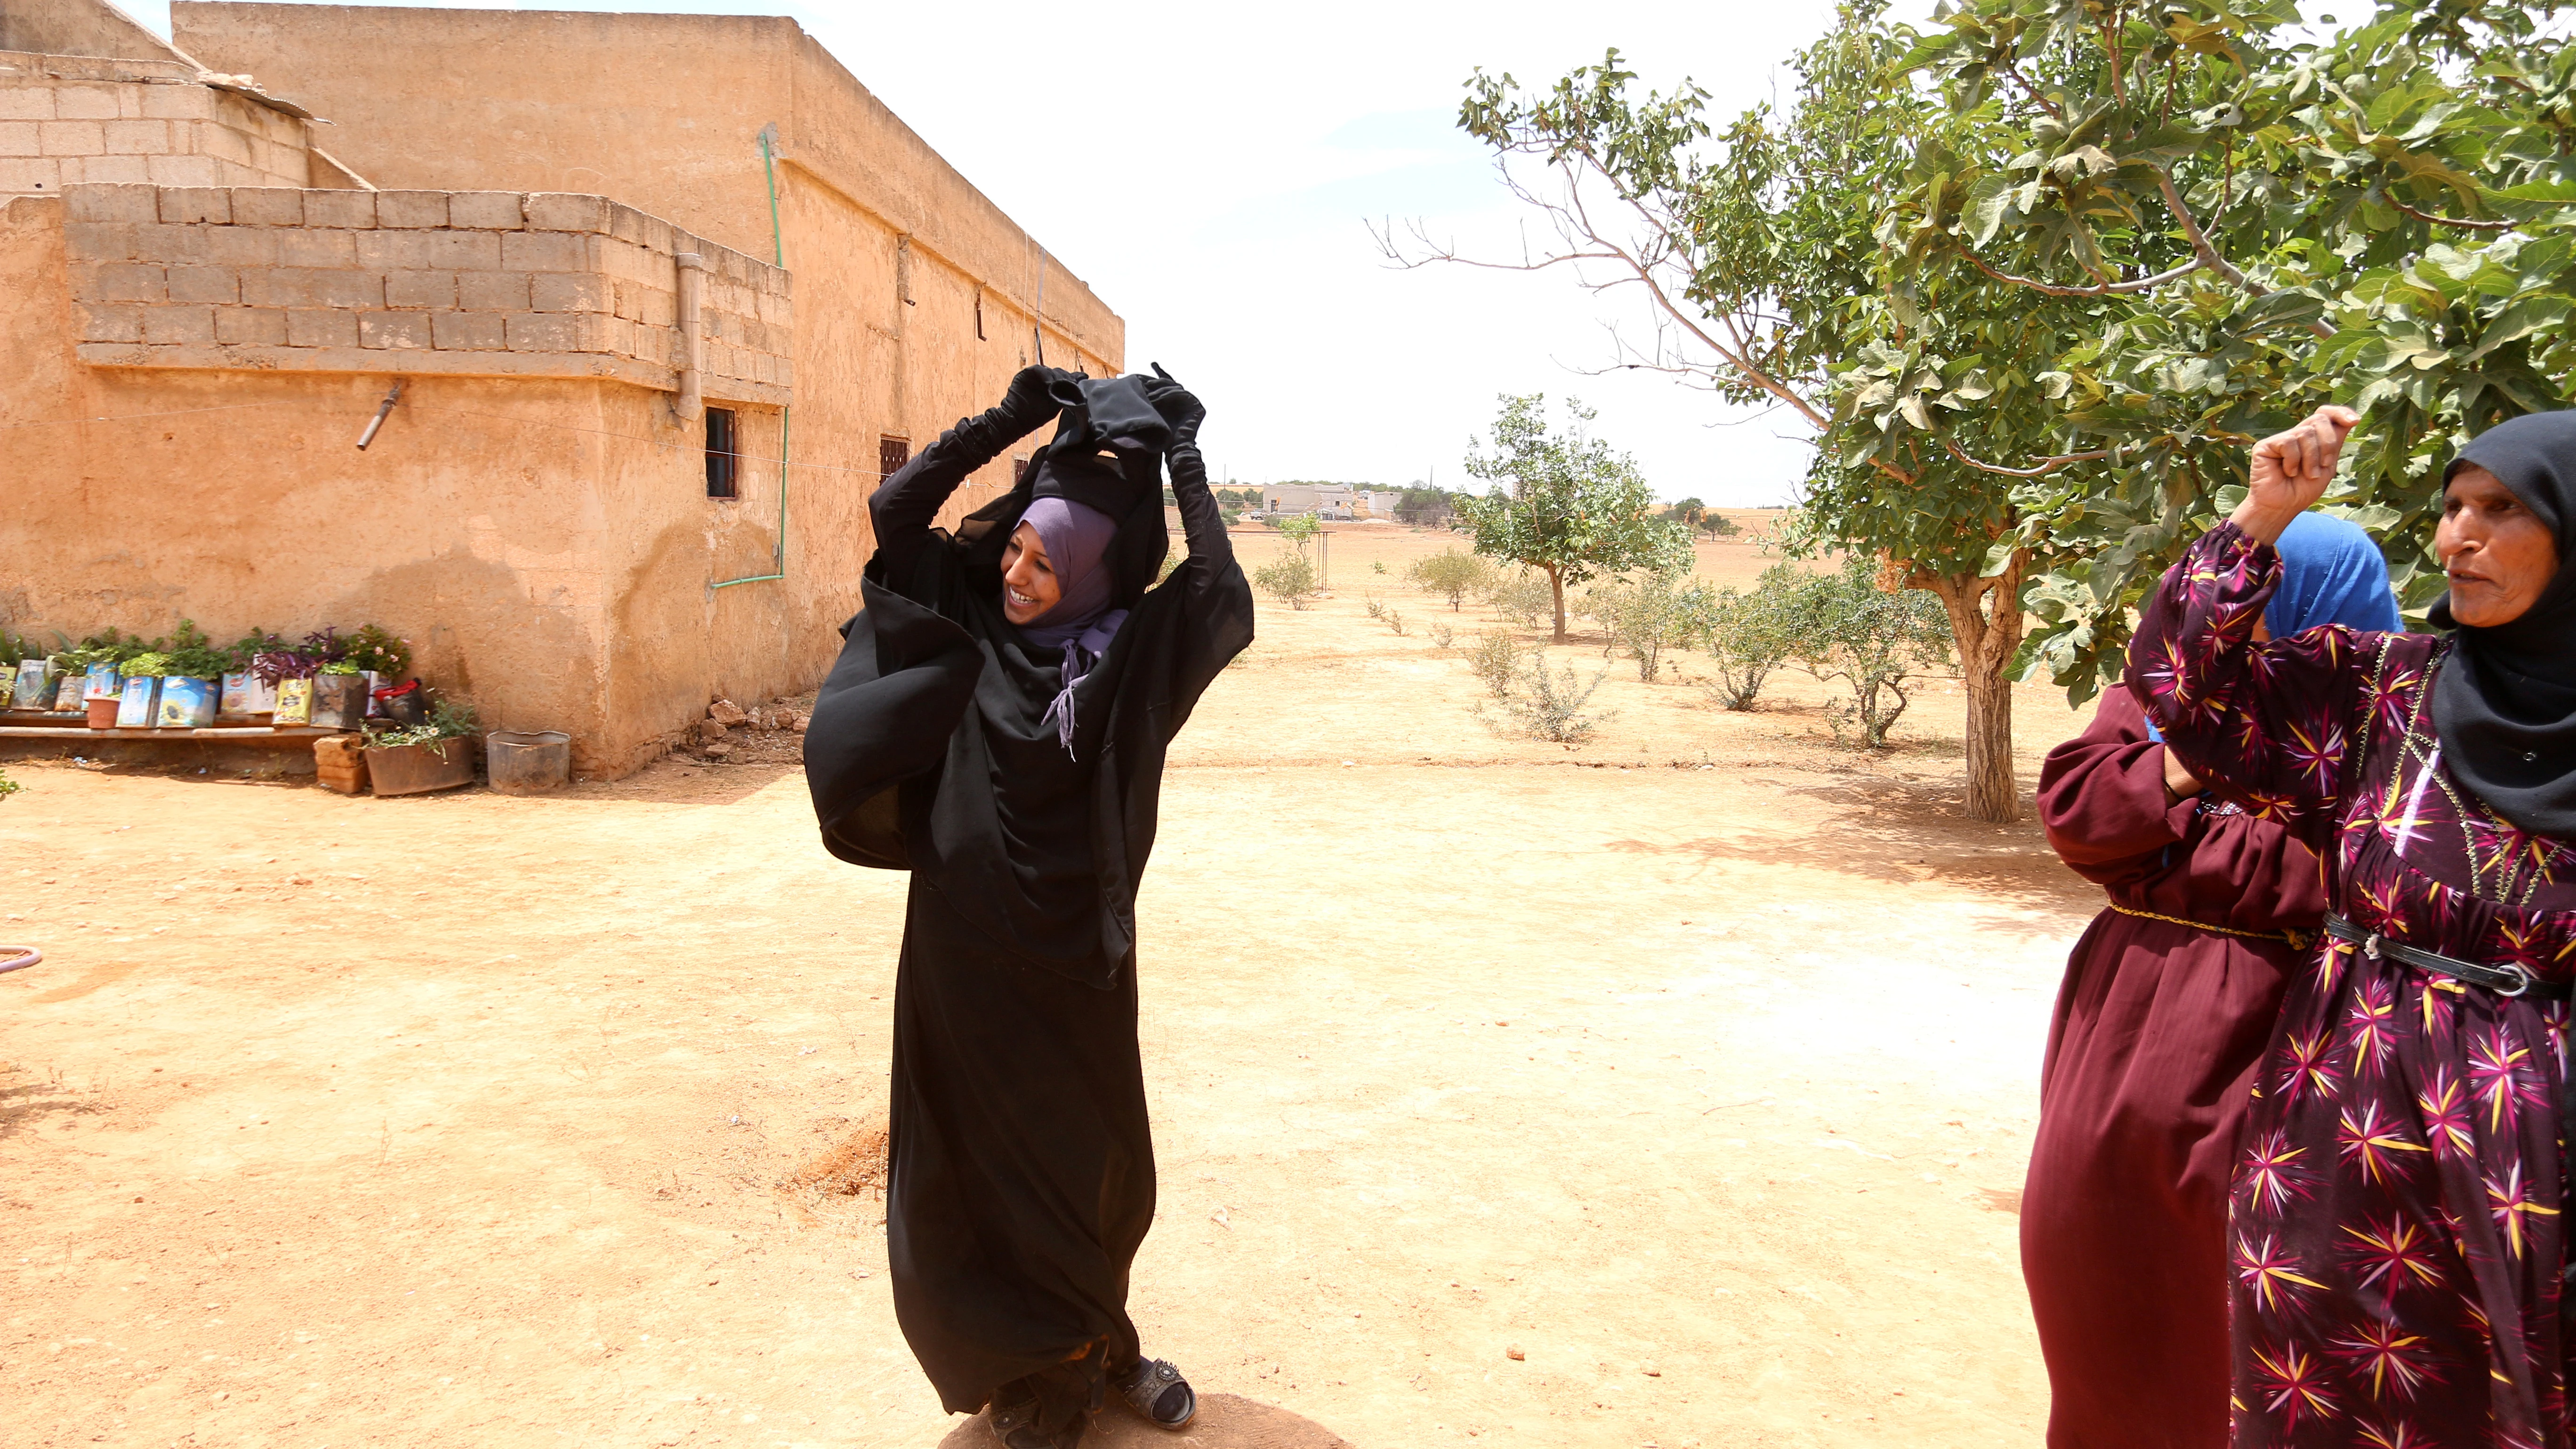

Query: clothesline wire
[398,402,893,477]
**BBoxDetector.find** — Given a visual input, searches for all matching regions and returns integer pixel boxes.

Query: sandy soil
[1,548,2104,1448]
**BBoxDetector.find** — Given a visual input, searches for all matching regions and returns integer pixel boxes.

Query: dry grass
[788,1118,890,1199]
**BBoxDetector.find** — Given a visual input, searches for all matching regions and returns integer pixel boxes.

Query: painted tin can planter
[220,672,278,717]
[9,659,49,710]
[272,677,314,725]
[364,738,476,797]
[157,676,219,728]
[83,663,123,701]
[51,673,86,712]
[310,673,368,731]
[114,675,161,727]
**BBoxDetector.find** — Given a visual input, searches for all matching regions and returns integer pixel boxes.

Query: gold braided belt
[2106,901,2314,949]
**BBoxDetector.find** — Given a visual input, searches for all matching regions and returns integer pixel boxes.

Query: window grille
[705,408,739,499]
[879,436,911,481]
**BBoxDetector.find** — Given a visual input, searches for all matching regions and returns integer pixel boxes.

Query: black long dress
[802,394,1253,1428]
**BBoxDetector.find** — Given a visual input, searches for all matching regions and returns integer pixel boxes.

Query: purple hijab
[1012,495,1129,754]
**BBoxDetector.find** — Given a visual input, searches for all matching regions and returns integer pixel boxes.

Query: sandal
[1114,1357,1197,1430]
[990,1395,1081,1449]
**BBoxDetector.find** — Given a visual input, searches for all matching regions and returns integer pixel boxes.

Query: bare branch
[1940,437,2110,477]
[2386,196,2516,232]
[2147,161,2334,339]
[1955,244,2202,297]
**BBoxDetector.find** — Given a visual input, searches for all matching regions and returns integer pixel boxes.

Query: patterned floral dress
[2133,521,2576,1448]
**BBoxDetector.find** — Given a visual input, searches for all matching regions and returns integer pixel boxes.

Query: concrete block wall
[60,183,791,401]
[0,51,311,193]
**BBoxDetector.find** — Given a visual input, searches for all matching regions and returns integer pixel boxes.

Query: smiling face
[2437,464,2561,628]
[1000,522,1062,624]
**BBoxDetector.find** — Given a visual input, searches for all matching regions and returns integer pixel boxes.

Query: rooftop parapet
[57,182,791,402]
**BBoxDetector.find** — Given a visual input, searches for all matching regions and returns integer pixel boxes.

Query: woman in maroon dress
[2132,406,2576,1446]
[2028,515,2401,1448]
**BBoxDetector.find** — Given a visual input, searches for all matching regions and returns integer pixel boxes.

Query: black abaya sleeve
[868,406,1040,600]
[808,403,1052,869]
[1134,440,1254,743]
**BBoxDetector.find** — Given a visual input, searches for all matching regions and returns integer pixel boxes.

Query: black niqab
[2430,409,2576,839]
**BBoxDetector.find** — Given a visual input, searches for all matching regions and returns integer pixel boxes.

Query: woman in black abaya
[803,364,1254,1449]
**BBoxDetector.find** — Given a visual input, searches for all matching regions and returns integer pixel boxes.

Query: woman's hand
[2231,405,2360,544]
[996,364,1071,433]
[1144,363,1206,449]
[2160,746,2204,803]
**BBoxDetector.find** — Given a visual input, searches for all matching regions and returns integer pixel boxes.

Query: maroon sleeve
[2127,521,2375,842]
[2037,686,2201,886]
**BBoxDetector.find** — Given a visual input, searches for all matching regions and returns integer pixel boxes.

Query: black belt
[2321,913,2570,1000]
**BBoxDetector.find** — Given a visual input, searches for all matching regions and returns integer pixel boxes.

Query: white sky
[128,0,1920,505]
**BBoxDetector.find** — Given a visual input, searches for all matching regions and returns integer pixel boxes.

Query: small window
[879,435,911,480]
[705,408,739,499]
[1013,456,1030,485]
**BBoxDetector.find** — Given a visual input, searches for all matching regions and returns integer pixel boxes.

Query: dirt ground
[0,528,2106,1448]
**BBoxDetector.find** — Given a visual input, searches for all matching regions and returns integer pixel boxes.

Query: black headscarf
[2429,410,2576,839]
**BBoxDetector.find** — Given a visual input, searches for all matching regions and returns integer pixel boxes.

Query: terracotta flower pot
[85,698,119,729]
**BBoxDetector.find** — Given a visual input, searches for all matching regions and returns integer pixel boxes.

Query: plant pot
[273,676,314,725]
[363,738,477,797]
[83,663,123,701]
[376,678,427,727]
[156,676,218,728]
[114,675,160,727]
[220,671,278,717]
[85,697,120,729]
[8,659,48,710]
[486,730,572,795]
[311,673,368,731]
[51,672,86,712]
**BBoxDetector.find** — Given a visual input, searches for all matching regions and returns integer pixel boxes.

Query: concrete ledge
[67,339,792,403]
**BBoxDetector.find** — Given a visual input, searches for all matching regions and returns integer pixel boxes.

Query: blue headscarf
[2263,511,2403,637]
[2149,511,2399,743]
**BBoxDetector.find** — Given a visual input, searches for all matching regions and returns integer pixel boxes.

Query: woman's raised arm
[2127,408,2382,839]
[867,365,1065,584]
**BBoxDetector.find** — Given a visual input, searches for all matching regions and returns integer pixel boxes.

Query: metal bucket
[486,730,572,796]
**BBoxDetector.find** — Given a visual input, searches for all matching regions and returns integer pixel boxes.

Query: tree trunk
[1548,567,1568,644]
[1910,553,2027,823]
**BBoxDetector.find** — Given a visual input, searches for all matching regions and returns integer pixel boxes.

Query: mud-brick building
[0,0,1123,776]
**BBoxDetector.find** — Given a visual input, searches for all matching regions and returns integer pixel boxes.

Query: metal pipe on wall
[672,252,707,425]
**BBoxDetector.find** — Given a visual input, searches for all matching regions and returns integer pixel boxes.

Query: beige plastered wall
[2,193,797,778]
[175,4,1129,681]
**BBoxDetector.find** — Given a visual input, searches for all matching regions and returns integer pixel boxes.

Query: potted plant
[66,628,151,712]
[254,636,324,726]
[116,651,169,726]
[343,625,415,720]
[0,630,29,708]
[312,660,369,730]
[221,629,283,718]
[6,630,54,714]
[155,620,231,729]
[363,695,482,797]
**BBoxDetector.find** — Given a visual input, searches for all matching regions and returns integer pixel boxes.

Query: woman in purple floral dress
[2131,404,2576,1446]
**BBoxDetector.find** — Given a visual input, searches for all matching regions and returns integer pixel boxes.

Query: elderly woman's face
[2437,465,2560,628]
[1000,522,1062,624]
